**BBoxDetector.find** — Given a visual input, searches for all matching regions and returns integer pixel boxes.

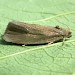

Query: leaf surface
[0,0,75,75]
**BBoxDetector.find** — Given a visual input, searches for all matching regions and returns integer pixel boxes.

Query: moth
[3,21,72,45]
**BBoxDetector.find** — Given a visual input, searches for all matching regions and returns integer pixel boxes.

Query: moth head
[55,26,72,38]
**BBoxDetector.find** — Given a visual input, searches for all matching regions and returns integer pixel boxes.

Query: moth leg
[22,44,26,46]
[61,37,70,46]
[48,42,53,45]
[61,37,66,46]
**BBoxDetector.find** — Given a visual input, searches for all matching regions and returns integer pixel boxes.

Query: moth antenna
[55,18,71,32]
[64,23,71,31]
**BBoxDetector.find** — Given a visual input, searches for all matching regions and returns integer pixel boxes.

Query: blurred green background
[0,0,75,75]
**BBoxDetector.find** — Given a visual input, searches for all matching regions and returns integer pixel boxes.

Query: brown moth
[3,21,72,45]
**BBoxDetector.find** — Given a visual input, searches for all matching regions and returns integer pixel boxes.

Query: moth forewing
[3,21,72,45]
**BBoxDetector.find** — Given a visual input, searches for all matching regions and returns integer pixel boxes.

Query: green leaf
[0,0,75,75]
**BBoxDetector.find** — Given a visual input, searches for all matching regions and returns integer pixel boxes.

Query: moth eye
[68,32,72,37]
[68,32,71,35]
